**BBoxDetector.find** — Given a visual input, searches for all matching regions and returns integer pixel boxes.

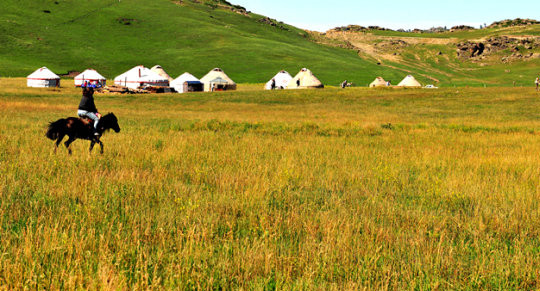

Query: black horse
[46,113,120,154]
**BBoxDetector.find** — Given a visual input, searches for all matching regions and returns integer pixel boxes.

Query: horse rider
[78,83,101,136]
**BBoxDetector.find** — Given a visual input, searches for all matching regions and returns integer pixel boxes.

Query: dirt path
[326,31,458,64]
[326,32,450,82]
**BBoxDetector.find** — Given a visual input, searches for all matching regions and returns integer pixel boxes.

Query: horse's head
[99,113,121,133]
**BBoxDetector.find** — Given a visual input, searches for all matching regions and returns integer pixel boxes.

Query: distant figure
[271,78,276,90]
[211,83,215,92]
[536,76,539,91]
[341,80,348,89]
[296,79,300,87]
[387,80,391,86]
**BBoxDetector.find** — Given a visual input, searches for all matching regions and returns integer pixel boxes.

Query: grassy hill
[318,24,540,86]
[0,0,399,86]
[1,1,539,86]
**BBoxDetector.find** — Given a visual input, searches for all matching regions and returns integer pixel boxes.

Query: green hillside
[1,1,539,86]
[320,24,540,86]
[0,0,399,85]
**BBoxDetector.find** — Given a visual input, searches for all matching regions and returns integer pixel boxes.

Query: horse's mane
[96,113,119,133]
[100,113,117,124]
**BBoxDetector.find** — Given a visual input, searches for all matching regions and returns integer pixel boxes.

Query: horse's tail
[46,119,66,140]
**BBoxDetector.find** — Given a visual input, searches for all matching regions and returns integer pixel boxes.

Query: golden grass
[1,79,540,289]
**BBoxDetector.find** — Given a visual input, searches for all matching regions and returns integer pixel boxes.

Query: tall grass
[1,79,540,289]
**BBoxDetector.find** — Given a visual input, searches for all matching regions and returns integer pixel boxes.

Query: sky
[231,0,539,32]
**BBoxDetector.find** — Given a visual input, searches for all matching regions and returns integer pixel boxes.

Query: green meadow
[1,79,540,289]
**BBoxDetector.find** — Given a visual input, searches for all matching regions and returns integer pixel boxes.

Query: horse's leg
[64,136,76,155]
[89,140,96,153]
[98,140,104,154]
[54,134,65,154]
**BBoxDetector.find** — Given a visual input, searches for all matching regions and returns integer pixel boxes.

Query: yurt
[27,67,60,88]
[74,69,106,87]
[200,68,237,92]
[114,65,169,89]
[151,65,174,82]
[265,70,292,90]
[397,75,422,87]
[170,73,203,93]
[287,68,324,89]
[369,77,388,87]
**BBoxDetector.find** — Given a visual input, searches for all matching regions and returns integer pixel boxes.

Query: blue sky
[232,0,539,31]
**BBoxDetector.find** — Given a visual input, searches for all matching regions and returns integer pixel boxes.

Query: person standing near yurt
[535,75,539,91]
[78,86,101,136]
[271,78,276,90]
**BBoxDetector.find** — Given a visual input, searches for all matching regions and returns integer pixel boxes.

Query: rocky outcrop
[375,40,408,49]
[457,42,485,57]
[457,36,540,63]
[258,17,289,31]
[328,25,393,33]
[488,18,539,28]
[501,52,537,63]
[450,25,476,32]
[457,36,540,58]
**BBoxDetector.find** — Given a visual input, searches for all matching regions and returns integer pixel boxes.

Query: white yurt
[74,69,107,87]
[151,65,174,82]
[114,65,169,89]
[200,68,237,92]
[397,75,422,87]
[369,77,388,87]
[265,70,292,90]
[27,67,60,88]
[170,73,203,93]
[287,68,324,89]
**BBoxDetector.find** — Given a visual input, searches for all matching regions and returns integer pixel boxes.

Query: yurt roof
[370,77,387,87]
[140,71,168,82]
[288,68,323,88]
[151,65,173,82]
[265,70,293,89]
[114,66,168,82]
[272,70,292,78]
[171,72,200,85]
[74,69,106,80]
[397,75,422,87]
[292,68,316,78]
[27,67,60,80]
[200,68,236,84]
[209,77,229,84]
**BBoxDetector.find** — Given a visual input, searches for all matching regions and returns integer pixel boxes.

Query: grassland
[1,79,540,289]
